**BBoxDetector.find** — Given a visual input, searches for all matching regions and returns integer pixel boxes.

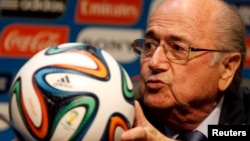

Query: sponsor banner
[0,24,69,58]
[76,27,143,77]
[0,0,67,19]
[75,0,143,25]
[76,27,143,63]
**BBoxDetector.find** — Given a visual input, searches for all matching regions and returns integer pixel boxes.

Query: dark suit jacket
[138,86,250,134]
[219,87,250,124]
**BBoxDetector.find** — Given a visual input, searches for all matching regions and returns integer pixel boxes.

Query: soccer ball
[8,43,135,141]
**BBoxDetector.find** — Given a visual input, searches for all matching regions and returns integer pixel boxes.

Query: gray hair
[211,2,246,90]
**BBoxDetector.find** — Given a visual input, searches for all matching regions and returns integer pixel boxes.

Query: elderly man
[121,0,250,140]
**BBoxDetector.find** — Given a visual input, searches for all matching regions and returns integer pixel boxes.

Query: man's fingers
[134,100,147,126]
[121,127,147,141]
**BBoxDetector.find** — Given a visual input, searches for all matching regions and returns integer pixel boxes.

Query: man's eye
[169,42,187,52]
[144,42,156,50]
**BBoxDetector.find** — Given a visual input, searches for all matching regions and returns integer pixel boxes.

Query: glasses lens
[132,39,189,60]
[132,39,143,57]
[166,42,189,60]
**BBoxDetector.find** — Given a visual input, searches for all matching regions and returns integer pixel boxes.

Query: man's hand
[120,101,176,141]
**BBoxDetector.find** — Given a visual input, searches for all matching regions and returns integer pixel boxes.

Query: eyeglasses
[131,38,234,60]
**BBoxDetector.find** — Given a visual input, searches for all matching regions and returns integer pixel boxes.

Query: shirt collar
[195,95,224,137]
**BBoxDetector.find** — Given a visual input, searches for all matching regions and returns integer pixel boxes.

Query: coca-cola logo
[0,24,69,58]
[5,30,60,53]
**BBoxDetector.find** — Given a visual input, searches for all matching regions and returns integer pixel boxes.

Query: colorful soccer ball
[8,43,135,141]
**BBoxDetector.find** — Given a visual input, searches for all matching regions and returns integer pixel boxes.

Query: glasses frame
[131,38,235,60]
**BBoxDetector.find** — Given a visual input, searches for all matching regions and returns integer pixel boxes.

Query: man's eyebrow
[144,30,187,42]
[144,30,155,38]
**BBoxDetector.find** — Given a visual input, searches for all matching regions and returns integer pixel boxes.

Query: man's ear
[218,52,241,91]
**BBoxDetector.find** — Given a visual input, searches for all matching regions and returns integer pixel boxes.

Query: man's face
[139,1,222,110]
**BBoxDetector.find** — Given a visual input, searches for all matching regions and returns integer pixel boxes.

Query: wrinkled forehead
[150,0,221,24]
[146,0,225,47]
[147,0,223,38]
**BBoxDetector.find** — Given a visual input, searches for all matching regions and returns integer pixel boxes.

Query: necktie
[176,130,208,141]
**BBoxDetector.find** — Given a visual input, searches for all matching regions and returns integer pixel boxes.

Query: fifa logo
[66,110,79,126]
